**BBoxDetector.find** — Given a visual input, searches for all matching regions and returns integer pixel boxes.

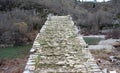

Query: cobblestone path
[24,16,102,73]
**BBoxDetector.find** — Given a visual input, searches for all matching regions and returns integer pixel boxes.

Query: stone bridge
[23,16,102,73]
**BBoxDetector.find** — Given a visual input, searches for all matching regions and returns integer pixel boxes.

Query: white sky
[79,0,110,2]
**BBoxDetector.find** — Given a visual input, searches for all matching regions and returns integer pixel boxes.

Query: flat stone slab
[88,45,114,50]
[99,39,120,46]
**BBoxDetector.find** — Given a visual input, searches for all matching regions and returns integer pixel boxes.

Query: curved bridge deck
[24,16,102,73]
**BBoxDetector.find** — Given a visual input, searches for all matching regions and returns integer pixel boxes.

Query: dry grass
[90,49,112,59]
[0,57,28,73]
[90,48,120,72]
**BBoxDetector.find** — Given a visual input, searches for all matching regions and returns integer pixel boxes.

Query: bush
[0,9,43,45]
[106,28,120,39]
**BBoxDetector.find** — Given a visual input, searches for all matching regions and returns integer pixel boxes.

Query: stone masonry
[23,15,103,73]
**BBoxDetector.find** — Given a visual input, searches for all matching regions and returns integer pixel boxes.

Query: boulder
[102,68,107,73]
[109,56,117,62]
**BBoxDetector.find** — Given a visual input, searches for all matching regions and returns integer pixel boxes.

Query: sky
[79,0,110,2]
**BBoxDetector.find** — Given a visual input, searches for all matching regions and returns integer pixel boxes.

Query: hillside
[0,0,120,46]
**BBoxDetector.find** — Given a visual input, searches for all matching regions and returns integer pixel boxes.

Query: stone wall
[23,15,102,73]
